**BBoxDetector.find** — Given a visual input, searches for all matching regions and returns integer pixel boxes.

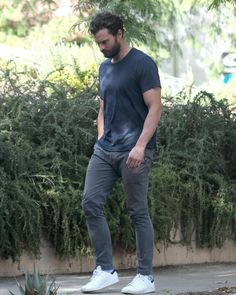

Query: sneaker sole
[81,277,120,293]
[121,286,155,294]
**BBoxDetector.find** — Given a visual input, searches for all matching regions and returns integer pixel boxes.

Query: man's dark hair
[89,12,124,36]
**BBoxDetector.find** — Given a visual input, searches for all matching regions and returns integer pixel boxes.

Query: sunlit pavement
[1,263,236,295]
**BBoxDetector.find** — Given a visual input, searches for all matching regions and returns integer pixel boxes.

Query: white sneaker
[81,266,119,293]
[121,274,155,294]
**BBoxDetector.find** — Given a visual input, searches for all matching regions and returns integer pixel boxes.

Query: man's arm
[126,87,162,168]
[97,98,104,139]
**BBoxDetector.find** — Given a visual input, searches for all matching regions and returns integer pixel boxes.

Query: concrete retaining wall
[0,238,236,277]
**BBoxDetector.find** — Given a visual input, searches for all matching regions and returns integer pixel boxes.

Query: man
[81,12,161,294]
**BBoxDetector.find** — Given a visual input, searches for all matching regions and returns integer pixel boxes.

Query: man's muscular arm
[126,87,162,168]
[97,98,104,139]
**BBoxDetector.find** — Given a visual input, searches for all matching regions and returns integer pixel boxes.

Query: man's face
[94,28,121,58]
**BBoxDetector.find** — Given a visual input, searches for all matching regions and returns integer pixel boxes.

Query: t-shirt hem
[96,140,156,152]
[142,83,161,94]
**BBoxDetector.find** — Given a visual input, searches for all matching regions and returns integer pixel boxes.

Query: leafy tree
[0,0,57,37]
[208,0,236,9]
[75,0,178,54]
[74,0,236,71]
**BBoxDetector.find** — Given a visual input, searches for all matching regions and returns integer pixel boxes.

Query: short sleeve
[138,56,161,94]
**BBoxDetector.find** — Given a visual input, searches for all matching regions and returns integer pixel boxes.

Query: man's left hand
[126,145,145,168]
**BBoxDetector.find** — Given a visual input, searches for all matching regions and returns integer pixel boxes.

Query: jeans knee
[81,196,103,218]
[128,208,150,224]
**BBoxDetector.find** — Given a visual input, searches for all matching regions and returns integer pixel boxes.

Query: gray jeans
[82,144,154,275]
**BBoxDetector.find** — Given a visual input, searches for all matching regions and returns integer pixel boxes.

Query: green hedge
[0,64,98,260]
[0,64,235,261]
[151,92,236,247]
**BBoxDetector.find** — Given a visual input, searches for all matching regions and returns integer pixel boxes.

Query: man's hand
[126,145,145,168]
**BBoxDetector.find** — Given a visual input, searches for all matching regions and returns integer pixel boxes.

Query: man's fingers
[126,157,142,168]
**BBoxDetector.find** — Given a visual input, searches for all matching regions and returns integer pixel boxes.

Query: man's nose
[98,44,105,52]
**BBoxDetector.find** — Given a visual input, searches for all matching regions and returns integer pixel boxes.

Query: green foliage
[0,62,98,260]
[0,180,41,260]
[46,64,97,94]
[0,0,57,38]
[0,64,235,260]
[75,0,177,53]
[151,91,236,247]
[208,0,236,9]
[9,268,58,295]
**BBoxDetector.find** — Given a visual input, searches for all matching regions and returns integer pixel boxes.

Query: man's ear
[117,29,123,38]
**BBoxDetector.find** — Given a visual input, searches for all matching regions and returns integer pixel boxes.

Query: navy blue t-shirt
[97,48,161,152]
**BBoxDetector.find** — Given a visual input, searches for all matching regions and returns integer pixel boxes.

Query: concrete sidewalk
[1,263,236,295]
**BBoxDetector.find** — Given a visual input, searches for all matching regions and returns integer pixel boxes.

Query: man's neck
[112,43,131,63]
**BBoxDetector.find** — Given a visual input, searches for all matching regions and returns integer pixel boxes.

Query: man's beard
[102,41,120,58]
